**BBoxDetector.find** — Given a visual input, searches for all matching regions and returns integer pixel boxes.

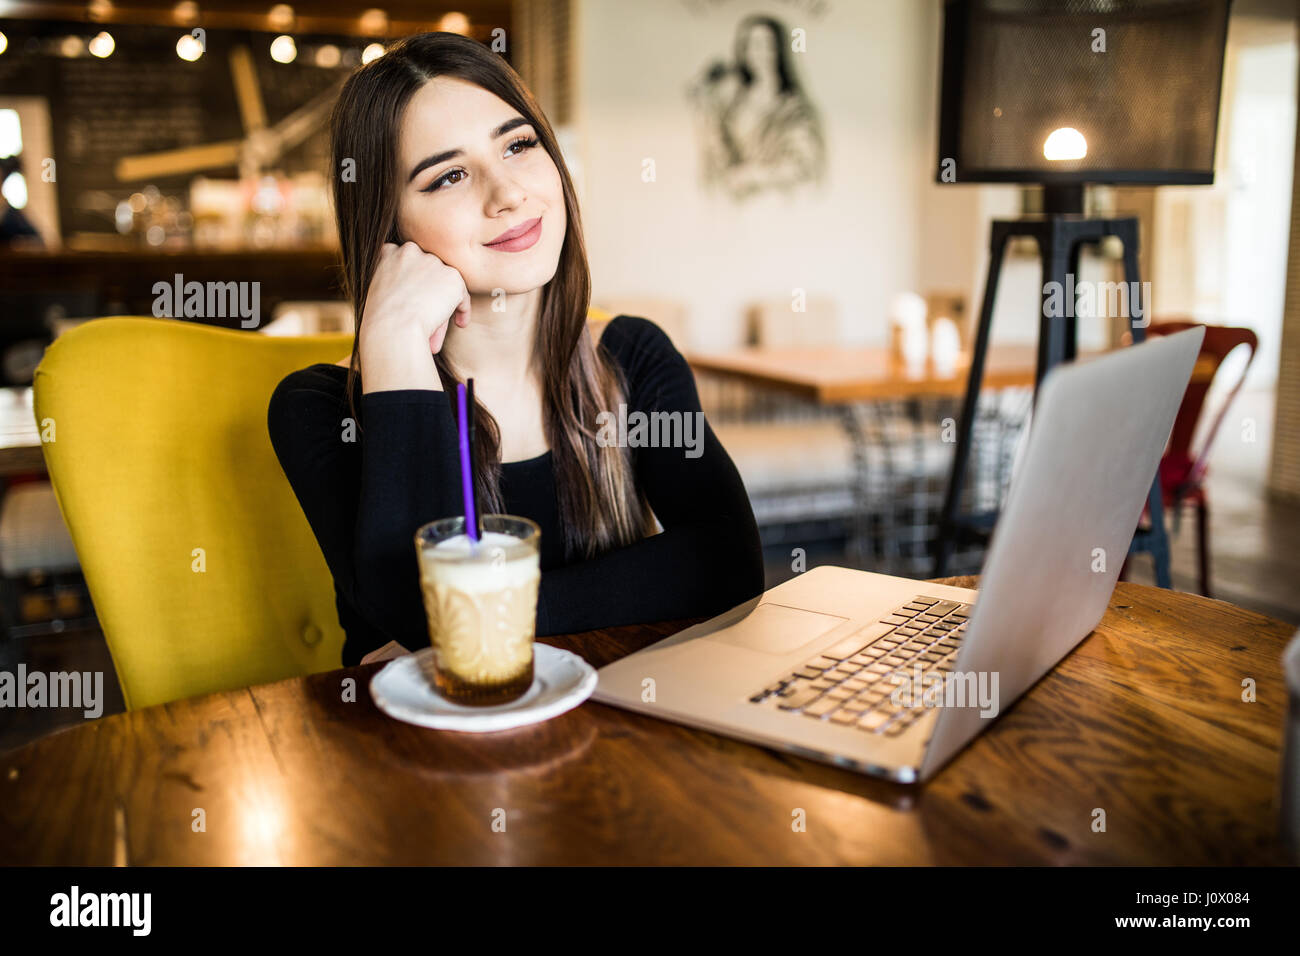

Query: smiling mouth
[484,216,543,252]
[486,216,541,244]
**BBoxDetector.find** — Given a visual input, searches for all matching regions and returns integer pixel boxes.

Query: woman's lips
[484,216,542,252]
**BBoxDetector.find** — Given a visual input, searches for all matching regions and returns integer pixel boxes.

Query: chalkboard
[0,21,350,237]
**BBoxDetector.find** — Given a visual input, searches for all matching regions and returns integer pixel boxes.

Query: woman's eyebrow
[407,116,532,183]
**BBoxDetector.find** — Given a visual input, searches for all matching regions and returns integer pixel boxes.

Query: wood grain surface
[685,346,1218,404]
[1,578,1293,865]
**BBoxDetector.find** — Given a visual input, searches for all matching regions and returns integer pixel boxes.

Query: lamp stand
[931,208,1172,587]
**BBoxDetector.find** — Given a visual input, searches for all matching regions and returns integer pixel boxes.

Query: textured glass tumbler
[414,514,541,706]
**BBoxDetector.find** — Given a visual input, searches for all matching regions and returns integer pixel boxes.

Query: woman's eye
[423,169,463,193]
[421,136,540,193]
[507,135,540,155]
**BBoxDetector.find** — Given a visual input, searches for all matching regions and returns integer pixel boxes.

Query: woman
[268,32,765,667]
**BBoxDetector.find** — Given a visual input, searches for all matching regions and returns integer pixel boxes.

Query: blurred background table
[685,344,1042,402]
[687,346,1042,578]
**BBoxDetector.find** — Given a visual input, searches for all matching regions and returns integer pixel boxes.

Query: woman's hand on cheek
[362,240,471,358]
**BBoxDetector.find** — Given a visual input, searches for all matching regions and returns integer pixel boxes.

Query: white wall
[573,0,938,350]
[572,0,1289,359]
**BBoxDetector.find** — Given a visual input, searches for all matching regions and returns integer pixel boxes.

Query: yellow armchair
[34,317,352,710]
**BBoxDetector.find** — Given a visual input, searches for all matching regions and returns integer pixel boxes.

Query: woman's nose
[484,169,527,210]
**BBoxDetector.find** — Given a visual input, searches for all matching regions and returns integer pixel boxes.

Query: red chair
[1124,320,1258,597]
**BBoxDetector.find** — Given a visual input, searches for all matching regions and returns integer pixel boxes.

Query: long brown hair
[330,32,655,560]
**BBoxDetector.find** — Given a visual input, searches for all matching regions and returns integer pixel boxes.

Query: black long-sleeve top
[267,314,765,666]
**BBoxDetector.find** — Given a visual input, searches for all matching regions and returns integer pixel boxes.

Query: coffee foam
[422,530,539,590]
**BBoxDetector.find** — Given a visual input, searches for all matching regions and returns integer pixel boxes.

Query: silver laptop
[593,326,1205,783]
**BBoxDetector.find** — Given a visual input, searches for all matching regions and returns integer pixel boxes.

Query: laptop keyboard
[747,595,973,738]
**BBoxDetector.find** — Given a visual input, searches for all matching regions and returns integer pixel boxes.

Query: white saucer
[369,643,597,732]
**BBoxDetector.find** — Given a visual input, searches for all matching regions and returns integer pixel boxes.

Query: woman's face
[395,76,566,296]
[743,24,778,74]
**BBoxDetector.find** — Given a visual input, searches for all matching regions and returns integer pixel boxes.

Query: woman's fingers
[360,640,411,665]
[430,321,449,354]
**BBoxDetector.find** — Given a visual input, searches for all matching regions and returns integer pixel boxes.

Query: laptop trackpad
[703,603,848,655]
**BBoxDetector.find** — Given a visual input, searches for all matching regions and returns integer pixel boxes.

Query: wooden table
[1,579,1292,865]
[685,344,1217,404]
[687,345,1042,403]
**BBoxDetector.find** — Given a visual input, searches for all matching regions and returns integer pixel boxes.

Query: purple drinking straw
[467,377,478,532]
[456,381,479,544]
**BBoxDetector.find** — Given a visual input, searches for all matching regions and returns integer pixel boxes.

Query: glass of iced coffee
[414,514,541,706]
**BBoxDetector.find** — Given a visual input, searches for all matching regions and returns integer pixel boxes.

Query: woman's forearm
[359,321,444,394]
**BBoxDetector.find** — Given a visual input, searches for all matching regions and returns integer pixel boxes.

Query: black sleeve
[267,370,462,659]
[534,317,766,634]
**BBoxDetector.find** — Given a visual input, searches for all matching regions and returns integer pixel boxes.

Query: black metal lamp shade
[938,0,1232,185]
